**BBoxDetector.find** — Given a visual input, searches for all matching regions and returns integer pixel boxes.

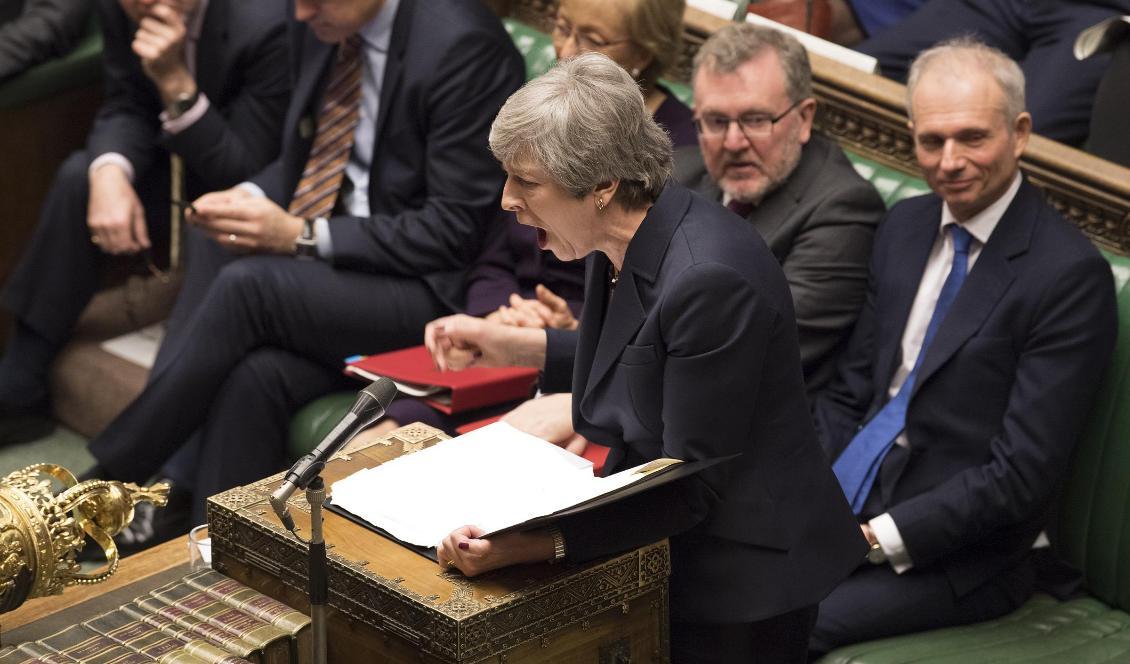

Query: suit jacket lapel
[293,32,334,121]
[372,0,411,150]
[911,181,1036,397]
[874,203,941,396]
[581,184,690,402]
[571,253,608,400]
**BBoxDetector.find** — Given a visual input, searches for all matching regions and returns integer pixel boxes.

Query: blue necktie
[833,224,974,514]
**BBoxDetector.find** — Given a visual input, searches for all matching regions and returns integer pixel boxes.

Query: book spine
[148,583,289,652]
[182,570,310,635]
[130,597,260,662]
[15,643,73,664]
[83,609,207,664]
[0,645,38,664]
[38,625,156,664]
[117,602,250,664]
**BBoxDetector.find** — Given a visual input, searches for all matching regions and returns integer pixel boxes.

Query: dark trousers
[808,555,1035,658]
[858,0,1128,146]
[671,605,818,664]
[1,149,169,359]
[87,254,447,522]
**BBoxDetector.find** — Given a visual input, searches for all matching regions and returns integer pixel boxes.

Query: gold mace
[0,464,168,614]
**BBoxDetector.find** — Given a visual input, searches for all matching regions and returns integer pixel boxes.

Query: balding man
[809,38,1117,654]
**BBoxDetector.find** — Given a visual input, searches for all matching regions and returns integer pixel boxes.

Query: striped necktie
[289,35,364,219]
[832,224,974,513]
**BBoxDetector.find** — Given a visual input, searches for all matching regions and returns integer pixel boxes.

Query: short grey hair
[489,52,673,209]
[693,22,812,103]
[906,37,1026,125]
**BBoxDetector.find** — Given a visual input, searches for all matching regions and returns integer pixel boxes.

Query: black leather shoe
[115,479,193,557]
[0,400,54,446]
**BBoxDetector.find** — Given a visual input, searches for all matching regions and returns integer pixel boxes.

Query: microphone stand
[273,478,329,664]
[307,478,328,664]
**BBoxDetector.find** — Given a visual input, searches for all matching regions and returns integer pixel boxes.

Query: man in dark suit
[674,22,883,393]
[0,0,90,80]
[0,0,289,443]
[83,0,525,526]
[809,38,1118,655]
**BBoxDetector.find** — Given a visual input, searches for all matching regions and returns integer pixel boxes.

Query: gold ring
[228,233,238,243]
[445,560,457,568]
[90,236,101,245]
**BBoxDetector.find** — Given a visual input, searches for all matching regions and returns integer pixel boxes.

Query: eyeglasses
[551,20,632,52]
[693,98,806,140]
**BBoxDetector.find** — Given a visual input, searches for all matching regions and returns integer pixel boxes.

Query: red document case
[344,346,538,415]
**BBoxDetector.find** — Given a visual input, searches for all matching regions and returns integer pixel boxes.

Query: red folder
[344,345,538,415]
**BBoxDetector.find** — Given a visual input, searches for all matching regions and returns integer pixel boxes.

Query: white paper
[331,422,608,547]
[344,365,447,398]
[99,323,166,369]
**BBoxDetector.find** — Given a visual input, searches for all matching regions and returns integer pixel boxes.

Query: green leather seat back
[1054,252,1130,610]
[287,392,357,461]
[0,15,102,109]
[844,153,931,207]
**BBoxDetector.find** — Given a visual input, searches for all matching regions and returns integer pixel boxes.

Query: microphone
[270,378,397,532]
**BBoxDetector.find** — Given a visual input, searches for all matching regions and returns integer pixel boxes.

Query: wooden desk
[209,424,671,663]
[0,536,190,643]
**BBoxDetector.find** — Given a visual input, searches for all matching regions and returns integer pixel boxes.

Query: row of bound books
[0,569,310,664]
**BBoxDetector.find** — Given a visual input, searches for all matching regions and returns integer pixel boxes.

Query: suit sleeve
[325,34,524,276]
[785,179,883,384]
[559,262,775,561]
[0,0,90,80]
[85,0,161,176]
[160,5,289,190]
[889,254,1118,568]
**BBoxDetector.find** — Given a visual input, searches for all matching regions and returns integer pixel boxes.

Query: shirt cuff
[88,153,135,183]
[160,92,210,134]
[314,217,333,259]
[869,512,914,574]
[238,182,267,198]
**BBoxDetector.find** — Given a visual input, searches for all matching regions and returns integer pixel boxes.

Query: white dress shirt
[870,171,1022,573]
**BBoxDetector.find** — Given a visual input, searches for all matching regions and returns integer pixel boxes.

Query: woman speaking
[427,53,864,663]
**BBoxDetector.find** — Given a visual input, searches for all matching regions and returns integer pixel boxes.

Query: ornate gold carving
[0,464,167,613]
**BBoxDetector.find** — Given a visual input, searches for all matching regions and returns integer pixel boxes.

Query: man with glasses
[676,23,884,393]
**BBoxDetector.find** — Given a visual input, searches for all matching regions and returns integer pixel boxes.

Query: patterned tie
[833,224,974,513]
[726,198,754,219]
[289,35,364,219]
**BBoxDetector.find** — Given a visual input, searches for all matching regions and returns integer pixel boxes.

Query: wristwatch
[166,89,199,120]
[866,540,887,565]
[296,217,319,260]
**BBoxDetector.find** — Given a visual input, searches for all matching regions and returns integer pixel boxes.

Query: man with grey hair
[809,38,1117,654]
[676,22,884,393]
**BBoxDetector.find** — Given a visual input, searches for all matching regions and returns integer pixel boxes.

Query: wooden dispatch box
[207,423,671,663]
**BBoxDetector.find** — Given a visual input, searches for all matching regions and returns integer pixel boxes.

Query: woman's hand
[436,525,556,577]
[424,315,547,371]
[490,286,579,330]
[502,393,576,445]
